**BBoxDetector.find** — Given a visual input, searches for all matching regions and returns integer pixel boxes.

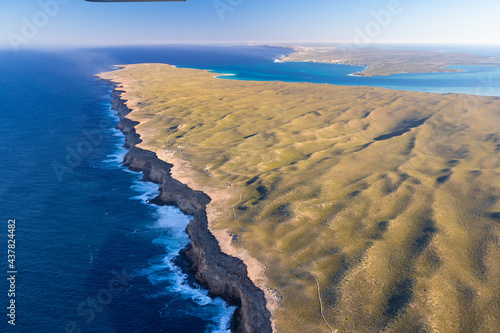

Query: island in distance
[98,47,500,333]
[275,45,500,76]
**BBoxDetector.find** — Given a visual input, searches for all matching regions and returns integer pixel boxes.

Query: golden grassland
[279,46,500,76]
[99,64,500,333]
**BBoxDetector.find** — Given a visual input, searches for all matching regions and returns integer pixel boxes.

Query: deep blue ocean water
[1,44,499,333]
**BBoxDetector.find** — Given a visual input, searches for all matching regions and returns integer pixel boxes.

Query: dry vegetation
[279,46,500,76]
[99,64,500,333]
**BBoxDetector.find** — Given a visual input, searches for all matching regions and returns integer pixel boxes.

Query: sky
[0,0,499,50]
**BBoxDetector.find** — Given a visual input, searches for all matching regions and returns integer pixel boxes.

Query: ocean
[1,44,499,333]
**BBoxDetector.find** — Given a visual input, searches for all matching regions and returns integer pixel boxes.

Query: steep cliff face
[103,82,272,333]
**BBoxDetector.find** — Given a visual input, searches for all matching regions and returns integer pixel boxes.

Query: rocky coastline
[100,79,272,333]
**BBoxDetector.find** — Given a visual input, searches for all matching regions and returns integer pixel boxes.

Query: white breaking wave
[205,303,236,333]
[130,180,159,202]
[102,142,128,166]
[101,107,128,167]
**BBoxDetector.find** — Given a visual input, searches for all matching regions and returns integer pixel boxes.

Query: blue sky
[1,0,499,49]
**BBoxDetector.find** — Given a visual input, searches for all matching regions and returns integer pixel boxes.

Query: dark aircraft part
[86,0,185,2]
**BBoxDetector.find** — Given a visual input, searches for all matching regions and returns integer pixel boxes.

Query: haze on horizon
[1,0,499,51]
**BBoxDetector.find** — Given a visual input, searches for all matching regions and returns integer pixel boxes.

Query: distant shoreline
[275,45,500,76]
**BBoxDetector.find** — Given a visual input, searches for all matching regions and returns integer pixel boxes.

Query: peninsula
[277,46,500,76]
[98,64,500,333]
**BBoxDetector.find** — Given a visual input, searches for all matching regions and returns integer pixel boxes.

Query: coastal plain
[98,64,500,333]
